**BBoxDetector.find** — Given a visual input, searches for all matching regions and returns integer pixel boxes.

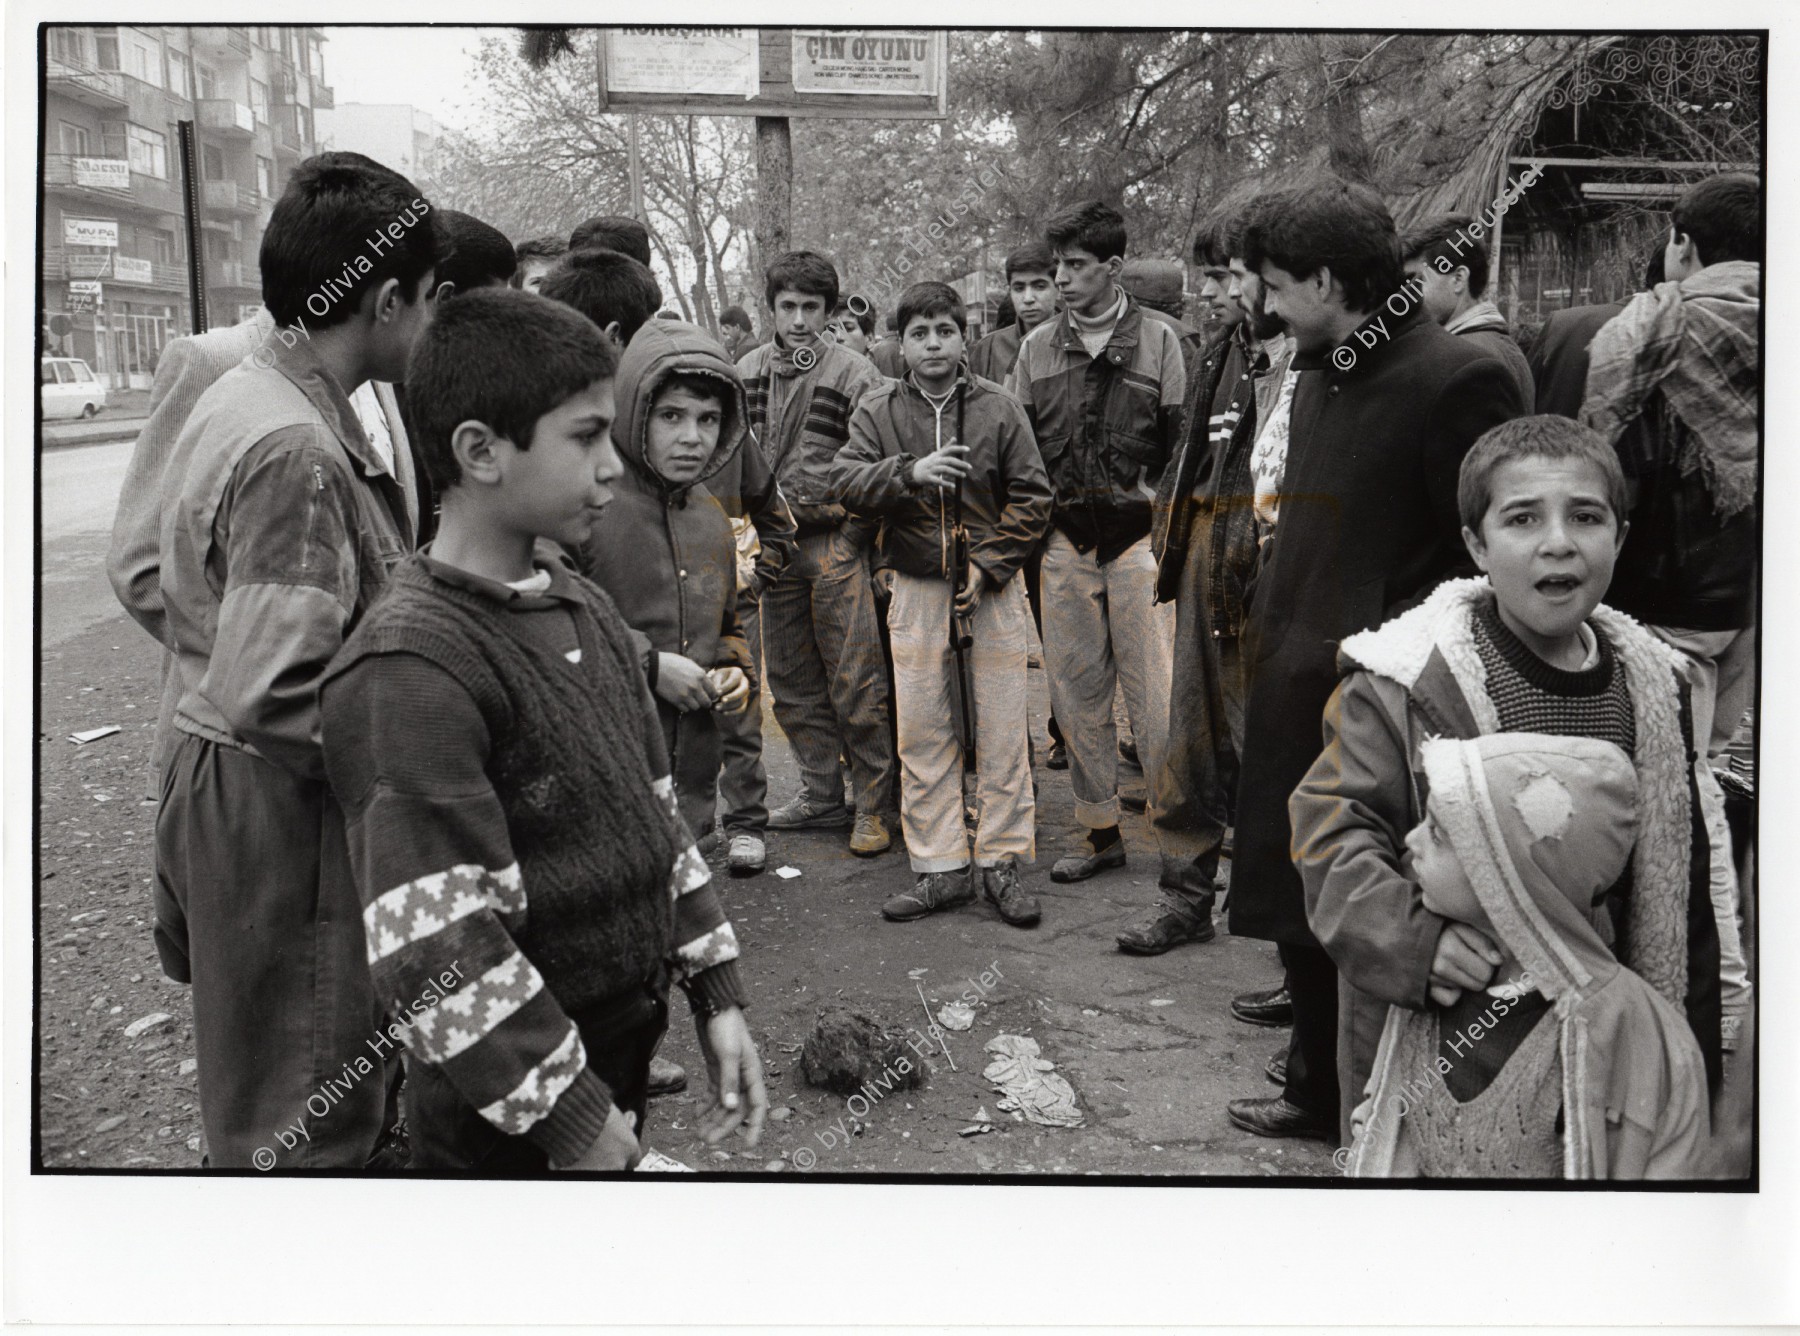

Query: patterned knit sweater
[321,554,744,1166]
[1473,600,1636,754]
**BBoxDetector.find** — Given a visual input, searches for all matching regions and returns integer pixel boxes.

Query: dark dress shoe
[1045,740,1068,770]
[1230,985,1293,1027]
[1264,1050,1287,1087]
[1227,1096,1333,1141]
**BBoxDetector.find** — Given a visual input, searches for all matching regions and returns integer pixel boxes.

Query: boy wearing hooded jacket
[1291,416,1729,1142]
[575,319,758,843]
[830,282,1054,927]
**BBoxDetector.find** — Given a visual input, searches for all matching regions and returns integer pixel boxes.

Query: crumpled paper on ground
[982,1034,1084,1128]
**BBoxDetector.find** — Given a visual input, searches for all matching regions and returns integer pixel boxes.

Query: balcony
[43,154,133,200]
[203,179,261,216]
[46,60,128,110]
[191,27,251,60]
[43,246,189,291]
[272,107,303,155]
[311,80,334,110]
[198,99,256,139]
[209,260,262,290]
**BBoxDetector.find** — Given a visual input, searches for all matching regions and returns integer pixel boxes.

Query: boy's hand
[954,560,984,617]
[707,667,751,714]
[1427,921,1503,1006]
[555,1104,642,1172]
[911,442,972,490]
[694,1006,768,1147]
[872,568,897,599]
[656,653,715,712]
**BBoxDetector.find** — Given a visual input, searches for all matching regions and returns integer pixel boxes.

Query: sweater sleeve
[1292,672,1447,1011]
[321,650,618,1166]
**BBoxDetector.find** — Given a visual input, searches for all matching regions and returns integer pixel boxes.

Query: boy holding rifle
[830,281,1053,926]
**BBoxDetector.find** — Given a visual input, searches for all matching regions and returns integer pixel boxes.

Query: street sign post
[598,27,948,295]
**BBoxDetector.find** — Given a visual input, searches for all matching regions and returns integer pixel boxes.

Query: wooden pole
[627,114,645,220]
[754,115,792,286]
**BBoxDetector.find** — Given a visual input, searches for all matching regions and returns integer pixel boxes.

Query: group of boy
[102,130,1756,1178]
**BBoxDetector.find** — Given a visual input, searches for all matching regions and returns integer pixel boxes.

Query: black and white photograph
[6,3,1794,1327]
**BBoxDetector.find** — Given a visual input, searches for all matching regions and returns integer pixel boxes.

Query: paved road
[39,439,136,650]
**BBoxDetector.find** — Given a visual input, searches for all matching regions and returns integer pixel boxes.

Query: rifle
[946,390,978,776]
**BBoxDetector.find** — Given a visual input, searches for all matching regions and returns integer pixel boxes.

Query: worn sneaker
[1050,832,1127,883]
[727,833,766,876]
[1116,900,1215,954]
[981,857,1041,927]
[882,868,975,922]
[647,1055,688,1097]
[849,811,892,857]
[767,794,853,830]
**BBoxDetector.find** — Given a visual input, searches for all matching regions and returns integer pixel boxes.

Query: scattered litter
[764,1160,788,1173]
[93,1116,126,1134]
[936,1001,975,1031]
[776,1042,803,1053]
[775,866,803,880]
[123,1012,174,1039]
[177,1058,197,1077]
[186,1135,202,1152]
[982,1034,1084,1128]
[958,1124,995,1138]
[1081,1008,1100,1017]
[975,1104,991,1123]
[69,726,121,745]
[906,967,930,979]
[636,1148,697,1172]
[769,1106,792,1122]
[1149,998,1175,1007]
[69,910,108,924]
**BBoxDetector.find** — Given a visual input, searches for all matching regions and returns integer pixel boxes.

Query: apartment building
[43,25,332,387]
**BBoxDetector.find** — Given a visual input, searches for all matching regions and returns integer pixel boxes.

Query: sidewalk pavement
[42,415,148,450]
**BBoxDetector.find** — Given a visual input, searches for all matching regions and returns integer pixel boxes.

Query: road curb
[40,419,147,451]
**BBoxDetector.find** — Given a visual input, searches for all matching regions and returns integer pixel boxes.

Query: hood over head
[615,318,749,500]
[1419,732,1637,1001]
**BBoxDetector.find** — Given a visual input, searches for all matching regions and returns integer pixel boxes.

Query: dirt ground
[35,609,1333,1179]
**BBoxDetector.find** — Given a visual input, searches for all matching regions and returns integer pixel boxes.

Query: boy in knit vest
[1291,416,1733,1141]
[321,290,766,1171]
[830,281,1054,926]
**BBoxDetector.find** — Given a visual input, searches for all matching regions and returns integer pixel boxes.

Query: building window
[309,38,325,82]
[147,229,176,265]
[168,48,192,100]
[202,143,225,180]
[249,78,269,121]
[94,30,119,70]
[48,28,90,67]
[256,155,275,198]
[197,62,217,99]
[126,35,161,87]
[59,121,90,156]
[126,123,168,178]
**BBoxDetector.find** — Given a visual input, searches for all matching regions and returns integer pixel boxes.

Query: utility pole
[754,115,791,279]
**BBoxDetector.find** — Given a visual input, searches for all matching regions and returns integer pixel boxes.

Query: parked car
[40,357,108,421]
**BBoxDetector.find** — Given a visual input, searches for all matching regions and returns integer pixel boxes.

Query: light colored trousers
[1040,531,1176,829]
[888,572,1035,873]
[1650,623,1756,1046]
